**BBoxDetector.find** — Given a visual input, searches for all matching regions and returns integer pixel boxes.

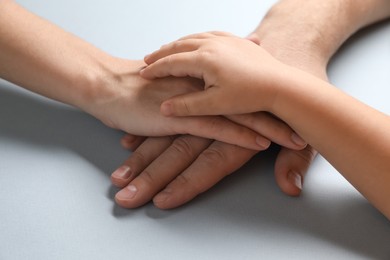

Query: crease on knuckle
[175,174,204,195]
[198,146,227,168]
[130,151,147,167]
[138,169,156,189]
[170,137,194,159]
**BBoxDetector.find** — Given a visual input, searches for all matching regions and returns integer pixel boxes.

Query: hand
[91,59,277,150]
[140,32,290,116]
[111,30,328,209]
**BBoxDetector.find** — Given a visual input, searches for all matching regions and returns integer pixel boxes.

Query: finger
[177,116,271,151]
[144,39,202,65]
[160,87,228,117]
[115,135,213,208]
[111,136,174,188]
[153,141,257,209]
[226,113,307,150]
[246,33,261,45]
[141,52,203,80]
[177,31,234,41]
[120,134,146,151]
[274,145,318,196]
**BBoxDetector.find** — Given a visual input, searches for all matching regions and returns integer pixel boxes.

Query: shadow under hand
[0,80,128,183]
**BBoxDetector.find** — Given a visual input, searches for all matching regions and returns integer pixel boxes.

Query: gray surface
[0,1,389,259]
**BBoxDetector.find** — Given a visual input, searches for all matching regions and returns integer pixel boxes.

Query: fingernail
[256,136,271,150]
[291,133,306,147]
[116,185,137,200]
[288,171,302,190]
[144,54,150,61]
[112,165,132,180]
[160,102,173,116]
[154,189,172,204]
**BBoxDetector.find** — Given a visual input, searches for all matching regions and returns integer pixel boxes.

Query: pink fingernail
[112,165,132,180]
[288,171,302,190]
[256,136,271,150]
[116,185,137,200]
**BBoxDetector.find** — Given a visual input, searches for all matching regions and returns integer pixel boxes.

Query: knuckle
[170,137,195,158]
[175,174,203,195]
[198,146,227,167]
[130,150,147,166]
[138,169,156,189]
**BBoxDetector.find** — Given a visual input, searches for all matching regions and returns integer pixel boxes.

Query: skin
[140,27,390,219]
[112,0,390,211]
[0,0,306,151]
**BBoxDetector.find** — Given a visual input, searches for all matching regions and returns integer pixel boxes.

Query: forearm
[0,0,115,112]
[272,69,390,218]
[253,0,390,76]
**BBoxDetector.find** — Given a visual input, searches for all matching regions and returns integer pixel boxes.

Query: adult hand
[91,59,274,150]
[111,1,334,209]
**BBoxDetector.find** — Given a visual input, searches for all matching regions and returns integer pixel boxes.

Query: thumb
[274,146,317,196]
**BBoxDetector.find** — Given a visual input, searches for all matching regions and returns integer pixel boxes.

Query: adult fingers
[141,52,204,79]
[153,141,257,209]
[111,136,174,188]
[120,134,146,151]
[115,135,213,208]
[274,145,318,196]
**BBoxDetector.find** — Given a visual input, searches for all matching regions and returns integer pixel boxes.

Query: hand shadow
[0,80,128,197]
[142,20,390,259]
[1,20,389,259]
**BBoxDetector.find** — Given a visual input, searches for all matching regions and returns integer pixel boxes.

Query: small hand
[140,32,288,116]
[94,59,273,150]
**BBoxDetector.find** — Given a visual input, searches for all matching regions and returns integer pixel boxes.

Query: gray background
[0,1,389,259]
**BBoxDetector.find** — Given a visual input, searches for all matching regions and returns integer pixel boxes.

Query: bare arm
[0,0,292,150]
[112,0,390,209]
[140,0,390,218]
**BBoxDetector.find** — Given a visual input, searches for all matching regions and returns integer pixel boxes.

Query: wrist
[77,57,144,127]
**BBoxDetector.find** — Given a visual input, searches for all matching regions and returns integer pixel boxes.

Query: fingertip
[291,133,307,149]
[144,54,151,64]
[160,101,174,116]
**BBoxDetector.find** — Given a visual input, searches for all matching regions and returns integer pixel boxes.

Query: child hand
[140,31,289,117]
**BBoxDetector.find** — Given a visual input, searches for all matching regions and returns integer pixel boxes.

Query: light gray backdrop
[0,1,389,259]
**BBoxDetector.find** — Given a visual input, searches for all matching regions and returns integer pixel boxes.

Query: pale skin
[0,0,309,152]
[139,28,390,218]
[112,0,390,212]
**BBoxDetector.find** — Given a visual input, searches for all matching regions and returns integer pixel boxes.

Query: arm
[140,32,390,216]
[112,0,390,209]
[0,0,288,150]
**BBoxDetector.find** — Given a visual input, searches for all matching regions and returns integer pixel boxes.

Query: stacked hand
[111,32,326,209]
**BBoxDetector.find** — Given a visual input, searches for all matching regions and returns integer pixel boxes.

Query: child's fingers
[160,88,224,117]
[141,52,203,79]
[144,39,201,65]
[177,31,234,41]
